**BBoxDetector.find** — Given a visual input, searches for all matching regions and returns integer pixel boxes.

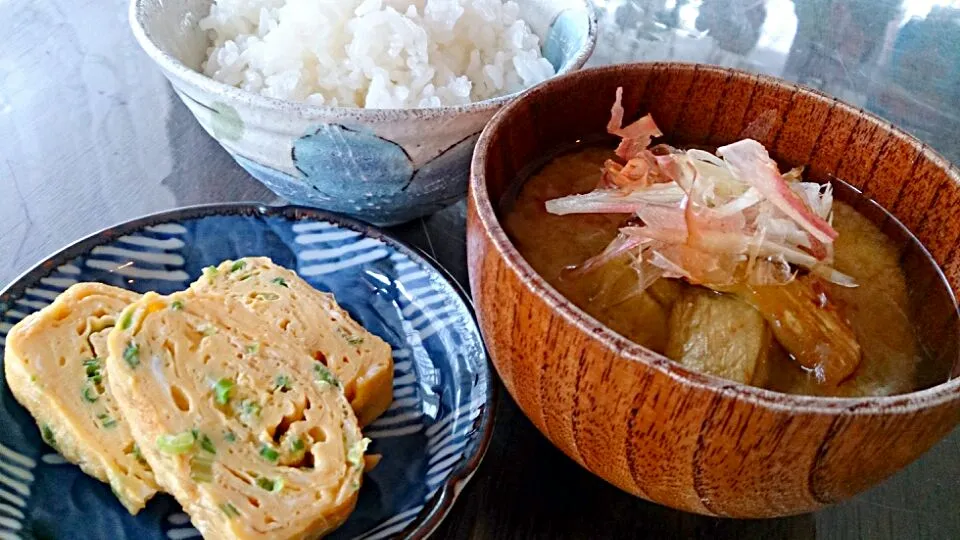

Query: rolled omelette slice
[106,291,367,539]
[189,257,393,426]
[3,282,159,513]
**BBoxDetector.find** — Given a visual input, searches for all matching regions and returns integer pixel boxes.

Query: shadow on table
[435,386,816,539]
[159,84,280,206]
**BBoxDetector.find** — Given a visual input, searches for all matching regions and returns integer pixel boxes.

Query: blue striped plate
[0,204,494,540]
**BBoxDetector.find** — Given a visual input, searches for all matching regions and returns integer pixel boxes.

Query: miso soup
[501,90,958,397]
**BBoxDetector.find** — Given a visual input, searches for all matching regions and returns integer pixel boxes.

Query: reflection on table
[590,0,960,163]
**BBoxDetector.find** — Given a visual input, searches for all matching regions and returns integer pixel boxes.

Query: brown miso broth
[501,142,959,397]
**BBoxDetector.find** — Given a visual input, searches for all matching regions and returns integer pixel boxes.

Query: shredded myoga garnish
[544,88,864,385]
[546,87,854,291]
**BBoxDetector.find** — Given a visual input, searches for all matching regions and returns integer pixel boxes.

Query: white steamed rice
[199,0,557,108]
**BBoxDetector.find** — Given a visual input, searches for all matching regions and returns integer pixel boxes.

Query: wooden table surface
[2,0,958,538]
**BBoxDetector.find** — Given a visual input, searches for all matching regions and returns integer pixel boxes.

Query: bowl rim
[0,201,499,540]
[470,61,960,416]
[128,0,598,122]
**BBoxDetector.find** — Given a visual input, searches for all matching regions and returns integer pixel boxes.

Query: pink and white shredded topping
[545,87,856,290]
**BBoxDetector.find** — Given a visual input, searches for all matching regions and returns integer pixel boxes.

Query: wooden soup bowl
[466,63,960,518]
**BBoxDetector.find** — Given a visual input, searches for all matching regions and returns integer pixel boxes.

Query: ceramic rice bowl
[130,0,597,225]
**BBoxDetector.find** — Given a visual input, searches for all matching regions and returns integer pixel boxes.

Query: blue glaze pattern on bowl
[131,0,598,226]
[292,125,415,198]
[543,8,594,72]
[232,129,482,225]
[0,204,494,539]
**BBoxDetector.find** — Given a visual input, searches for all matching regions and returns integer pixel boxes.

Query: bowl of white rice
[130,0,597,225]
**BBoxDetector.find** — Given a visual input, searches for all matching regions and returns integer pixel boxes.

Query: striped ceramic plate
[0,204,494,540]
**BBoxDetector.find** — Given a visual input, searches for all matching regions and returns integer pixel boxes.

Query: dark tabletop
[2,0,959,538]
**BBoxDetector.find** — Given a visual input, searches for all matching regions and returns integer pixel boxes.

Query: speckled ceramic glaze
[130,0,597,225]
[0,204,494,539]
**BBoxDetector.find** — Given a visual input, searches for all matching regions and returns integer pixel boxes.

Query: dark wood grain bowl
[466,63,960,518]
